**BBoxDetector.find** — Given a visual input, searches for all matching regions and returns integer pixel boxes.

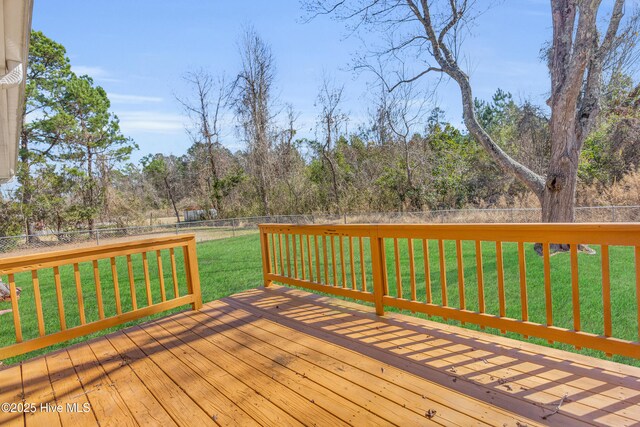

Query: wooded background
[1,1,639,240]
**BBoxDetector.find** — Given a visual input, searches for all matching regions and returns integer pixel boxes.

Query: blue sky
[32,0,553,162]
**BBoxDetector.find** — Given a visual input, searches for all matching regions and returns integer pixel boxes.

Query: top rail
[0,234,197,275]
[259,223,640,360]
[0,234,202,359]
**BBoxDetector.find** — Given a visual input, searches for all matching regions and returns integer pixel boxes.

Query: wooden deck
[2,285,640,426]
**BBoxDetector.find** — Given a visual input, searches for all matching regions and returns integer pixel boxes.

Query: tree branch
[388,67,442,91]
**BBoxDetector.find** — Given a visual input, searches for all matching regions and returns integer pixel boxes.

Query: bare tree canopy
[233,27,277,216]
[304,0,639,225]
[176,69,234,215]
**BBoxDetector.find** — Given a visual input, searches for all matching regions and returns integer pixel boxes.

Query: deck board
[4,285,640,426]
[21,357,60,427]
[0,364,23,427]
[66,342,137,427]
[86,337,178,426]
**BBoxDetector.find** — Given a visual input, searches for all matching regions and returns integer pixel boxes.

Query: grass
[1,232,639,367]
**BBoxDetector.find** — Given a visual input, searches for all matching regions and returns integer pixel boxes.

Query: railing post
[184,237,202,310]
[369,225,386,316]
[260,226,273,287]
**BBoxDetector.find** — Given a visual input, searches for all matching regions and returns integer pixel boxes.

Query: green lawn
[1,232,639,366]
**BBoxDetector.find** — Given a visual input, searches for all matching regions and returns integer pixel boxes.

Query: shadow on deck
[1,285,639,426]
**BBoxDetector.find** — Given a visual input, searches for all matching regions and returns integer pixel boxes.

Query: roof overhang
[0,0,33,184]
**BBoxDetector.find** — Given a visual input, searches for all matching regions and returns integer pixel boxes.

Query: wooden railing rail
[259,224,640,359]
[0,234,202,359]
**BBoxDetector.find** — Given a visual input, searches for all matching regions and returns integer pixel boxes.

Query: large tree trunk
[541,105,581,223]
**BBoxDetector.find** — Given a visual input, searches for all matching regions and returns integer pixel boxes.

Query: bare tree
[305,0,637,229]
[233,28,276,216]
[177,69,229,214]
[386,80,430,210]
[316,75,348,214]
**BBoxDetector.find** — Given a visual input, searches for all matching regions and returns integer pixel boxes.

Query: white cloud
[118,111,186,134]
[110,93,164,104]
[73,65,108,77]
[72,65,121,83]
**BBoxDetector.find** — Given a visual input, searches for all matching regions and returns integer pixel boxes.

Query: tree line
[0,21,638,239]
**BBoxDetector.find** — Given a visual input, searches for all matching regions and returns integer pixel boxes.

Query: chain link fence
[1,205,639,256]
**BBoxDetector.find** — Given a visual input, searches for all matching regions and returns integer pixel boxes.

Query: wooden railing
[259,224,640,359]
[0,234,202,359]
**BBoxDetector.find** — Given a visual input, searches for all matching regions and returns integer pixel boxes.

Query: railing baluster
[408,239,417,301]
[307,235,314,282]
[169,248,179,299]
[156,251,166,303]
[438,239,448,307]
[381,237,389,296]
[278,234,285,276]
[270,233,278,275]
[322,236,329,284]
[476,241,485,314]
[543,243,552,327]
[570,244,580,332]
[142,252,153,306]
[315,235,322,284]
[456,240,465,310]
[31,271,45,337]
[127,254,138,309]
[93,260,105,319]
[349,237,357,290]
[496,242,505,318]
[331,236,338,286]
[339,236,347,288]
[111,257,122,314]
[53,266,66,331]
[517,242,528,323]
[293,234,299,279]
[8,274,22,342]
[300,234,309,280]
[73,263,86,325]
[285,234,292,278]
[423,239,432,304]
[393,238,402,299]
[359,237,367,292]
[601,245,612,338]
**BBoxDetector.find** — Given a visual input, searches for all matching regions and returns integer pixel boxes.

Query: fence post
[369,225,387,316]
[95,230,100,246]
[259,226,273,287]
[232,219,236,237]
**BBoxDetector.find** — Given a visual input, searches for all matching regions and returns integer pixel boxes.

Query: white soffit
[0,0,33,184]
